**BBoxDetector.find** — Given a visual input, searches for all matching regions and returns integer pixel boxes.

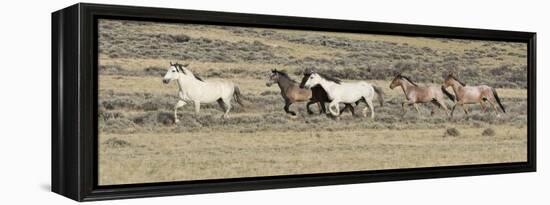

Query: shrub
[143,66,166,76]
[102,138,131,148]
[171,34,191,43]
[99,65,124,75]
[445,128,460,137]
[482,128,496,136]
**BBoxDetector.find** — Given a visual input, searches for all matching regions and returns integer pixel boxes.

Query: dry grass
[99,125,526,184]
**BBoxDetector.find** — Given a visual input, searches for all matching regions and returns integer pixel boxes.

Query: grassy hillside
[99,19,527,88]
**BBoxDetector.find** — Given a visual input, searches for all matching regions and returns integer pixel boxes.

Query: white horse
[163,62,244,122]
[303,73,383,118]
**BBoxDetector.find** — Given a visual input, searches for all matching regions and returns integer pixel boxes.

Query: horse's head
[303,73,322,89]
[298,68,316,88]
[389,74,403,89]
[444,73,464,88]
[163,62,189,84]
[299,73,311,88]
[266,69,280,87]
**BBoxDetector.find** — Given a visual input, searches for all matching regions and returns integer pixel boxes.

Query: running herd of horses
[162,62,506,123]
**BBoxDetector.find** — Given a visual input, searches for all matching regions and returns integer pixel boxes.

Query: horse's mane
[193,74,204,82]
[173,63,204,82]
[274,70,297,83]
[449,75,466,86]
[317,73,341,84]
[400,75,418,87]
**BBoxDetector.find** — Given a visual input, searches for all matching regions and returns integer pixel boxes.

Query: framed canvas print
[52,3,536,201]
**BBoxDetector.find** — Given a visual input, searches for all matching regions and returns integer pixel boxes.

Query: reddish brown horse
[443,74,506,116]
[390,73,454,116]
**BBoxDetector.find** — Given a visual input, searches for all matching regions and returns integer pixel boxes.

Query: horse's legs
[217,99,226,118]
[339,104,346,115]
[174,100,186,123]
[193,100,201,114]
[340,103,355,116]
[413,103,421,115]
[451,104,457,117]
[349,104,355,116]
[338,103,351,116]
[402,100,415,115]
[320,101,327,114]
[436,98,450,116]
[480,100,488,113]
[306,101,315,115]
[328,101,340,116]
[217,99,226,110]
[364,98,374,119]
[430,101,439,116]
[284,101,296,116]
[222,98,232,118]
[486,99,499,114]
[461,103,469,115]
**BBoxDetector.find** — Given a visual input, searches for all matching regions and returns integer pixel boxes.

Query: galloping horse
[303,72,384,118]
[266,69,353,116]
[163,62,244,122]
[443,73,505,116]
[389,73,454,116]
[298,69,355,115]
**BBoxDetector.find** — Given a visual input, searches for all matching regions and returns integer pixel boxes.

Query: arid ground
[98,19,528,185]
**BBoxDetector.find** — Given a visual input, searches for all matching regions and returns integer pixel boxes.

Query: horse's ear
[170,61,173,66]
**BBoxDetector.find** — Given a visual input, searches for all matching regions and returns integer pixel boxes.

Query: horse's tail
[372,85,384,107]
[441,85,455,102]
[491,87,506,113]
[233,86,245,107]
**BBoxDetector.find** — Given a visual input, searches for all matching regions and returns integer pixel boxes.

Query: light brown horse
[443,74,505,116]
[390,73,454,116]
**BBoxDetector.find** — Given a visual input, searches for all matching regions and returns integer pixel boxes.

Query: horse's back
[205,80,234,89]
[199,80,235,101]
[478,85,494,96]
[287,85,312,102]
[332,81,374,102]
[478,85,492,90]
[428,85,442,95]
[340,81,372,89]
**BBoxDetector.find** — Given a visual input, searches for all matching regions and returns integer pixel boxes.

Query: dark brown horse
[443,74,505,116]
[298,71,356,116]
[390,73,454,116]
[267,69,352,116]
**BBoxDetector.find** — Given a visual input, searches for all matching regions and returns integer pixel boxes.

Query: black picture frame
[52,3,536,201]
